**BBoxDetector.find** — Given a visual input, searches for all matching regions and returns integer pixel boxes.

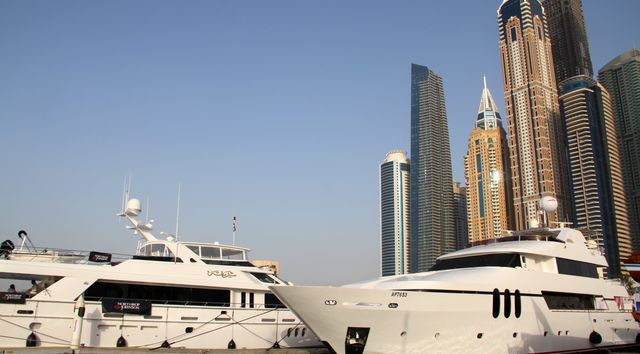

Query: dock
[0,348,331,354]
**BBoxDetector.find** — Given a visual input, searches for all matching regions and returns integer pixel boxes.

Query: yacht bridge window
[138,244,174,258]
[430,253,521,271]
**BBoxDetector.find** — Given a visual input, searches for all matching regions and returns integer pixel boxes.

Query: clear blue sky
[1,0,638,285]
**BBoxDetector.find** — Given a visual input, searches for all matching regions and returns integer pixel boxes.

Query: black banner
[89,251,112,263]
[102,299,151,315]
[0,292,26,304]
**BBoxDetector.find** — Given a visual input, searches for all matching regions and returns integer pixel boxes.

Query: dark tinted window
[557,258,598,278]
[504,289,511,318]
[492,288,500,318]
[542,291,594,310]
[265,293,286,309]
[85,282,230,307]
[250,272,277,283]
[430,253,521,271]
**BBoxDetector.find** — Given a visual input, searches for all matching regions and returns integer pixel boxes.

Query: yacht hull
[272,285,640,354]
[0,299,316,349]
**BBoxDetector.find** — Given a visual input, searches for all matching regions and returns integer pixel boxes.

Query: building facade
[380,150,410,276]
[453,180,468,250]
[498,0,567,229]
[465,77,513,243]
[410,64,455,272]
[598,49,640,251]
[543,0,593,84]
[559,75,632,277]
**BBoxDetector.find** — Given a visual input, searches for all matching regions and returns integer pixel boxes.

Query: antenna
[119,174,132,221]
[175,183,181,241]
[146,197,150,223]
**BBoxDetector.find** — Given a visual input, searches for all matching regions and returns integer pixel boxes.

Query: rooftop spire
[476,76,502,129]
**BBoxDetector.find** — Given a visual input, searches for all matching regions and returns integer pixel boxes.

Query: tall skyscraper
[543,0,593,84]
[464,77,513,242]
[380,150,410,276]
[598,48,640,251]
[453,180,468,250]
[410,64,455,272]
[498,0,567,229]
[559,75,632,277]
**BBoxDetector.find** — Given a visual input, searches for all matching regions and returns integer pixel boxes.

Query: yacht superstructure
[272,226,640,354]
[0,199,318,349]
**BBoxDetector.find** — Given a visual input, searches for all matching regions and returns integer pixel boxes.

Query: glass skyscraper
[559,75,632,277]
[380,150,410,276]
[409,64,455,272]
[598,48,640,251]
[543,0,593,84]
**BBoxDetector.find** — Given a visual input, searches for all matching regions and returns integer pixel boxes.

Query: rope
[143,307,281,349]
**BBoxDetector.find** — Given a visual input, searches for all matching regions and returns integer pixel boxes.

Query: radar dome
[540,196,558,213]
[125,198,142,216]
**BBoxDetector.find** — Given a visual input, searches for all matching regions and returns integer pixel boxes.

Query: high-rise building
[559,75,632,277]
[409,64,455,272]
[543,0,593,84]
[498,0,567,229]
[380,150,410,276]
[453,180,468,250]
[464,77,513,242]
[598,48,640,251]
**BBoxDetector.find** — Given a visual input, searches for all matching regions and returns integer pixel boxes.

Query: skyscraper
[559,75,632,277]
[410,64,455,272]
[453,180,468,250]
[598,48,640,251]
[543,0,593,84]
[464,77,513,242]
[380,150,410,276]
[498,0,567,229]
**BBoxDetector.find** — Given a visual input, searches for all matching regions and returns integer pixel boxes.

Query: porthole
[513,332,517,338]
[401,331,406,337]
[477,333,483,339]
[302,328,306,337]
[294,328,299,337]
[185,327,193,333]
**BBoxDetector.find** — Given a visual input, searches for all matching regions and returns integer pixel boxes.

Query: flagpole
[232,216,237,246]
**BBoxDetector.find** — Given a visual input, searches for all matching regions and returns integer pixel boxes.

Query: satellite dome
[125,198,142,216]
[540,196,558,213]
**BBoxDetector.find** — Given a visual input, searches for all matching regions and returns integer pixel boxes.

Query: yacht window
[221,248,244,260]
[139,245,151,256]
[151,244,167,257]
[201,247,221,259]
[542,291,595,310]
[85,281,230,307]
[250,272,277,284]
[186,245,200,256]
[430,253,521,271]
[265,293,286,309]
[556,258,598,278]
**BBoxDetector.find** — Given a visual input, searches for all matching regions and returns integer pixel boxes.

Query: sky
[0,0,639,285]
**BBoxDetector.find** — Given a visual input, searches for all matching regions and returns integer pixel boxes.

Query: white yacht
[272,226,640,354]
[0,199,319,350]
